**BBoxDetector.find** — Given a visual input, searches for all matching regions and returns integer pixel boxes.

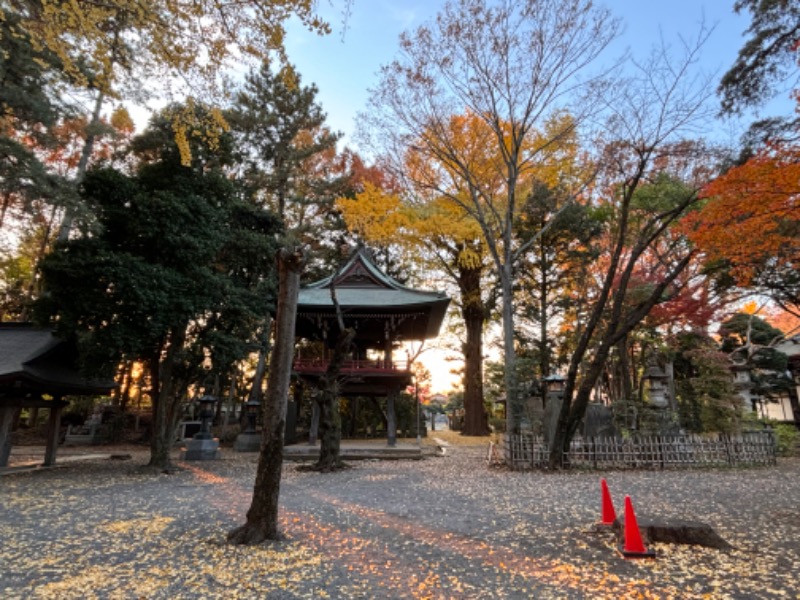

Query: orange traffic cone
[618,496,655,559]
[598,478,617,526]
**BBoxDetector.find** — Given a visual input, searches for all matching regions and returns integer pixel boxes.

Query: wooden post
[28,406,39,428]
[43,402,64,467]
[387,390,397,447]
[0,405,16,467]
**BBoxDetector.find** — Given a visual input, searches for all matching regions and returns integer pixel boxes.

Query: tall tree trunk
[500,262,520,433]
[148,327,186,470]
[247,319,272,403]
[228,247,304,544]
[57,89,105,243]
[315,327,356,471]
[461,264,489,435]
[618,337,633,404]
[538,242,551,379]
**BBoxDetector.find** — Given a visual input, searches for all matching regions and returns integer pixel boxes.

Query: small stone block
[182,438,220,461]
[617,544,656,559]
[613,518,731,550]
[234,432,261,452]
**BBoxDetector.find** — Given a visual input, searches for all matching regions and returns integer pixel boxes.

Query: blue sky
[284,0,768,147]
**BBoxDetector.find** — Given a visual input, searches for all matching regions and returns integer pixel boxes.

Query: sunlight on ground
[426,428,493,447]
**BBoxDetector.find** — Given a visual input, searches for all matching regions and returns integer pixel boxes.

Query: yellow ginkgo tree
[338,179,494,435]
[362,0,619,433]
[339,108,586,436]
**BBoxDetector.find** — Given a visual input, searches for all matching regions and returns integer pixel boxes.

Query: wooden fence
[501,431,777,470]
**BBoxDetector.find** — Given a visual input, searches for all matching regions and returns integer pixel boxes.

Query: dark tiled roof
[0,323,115,395]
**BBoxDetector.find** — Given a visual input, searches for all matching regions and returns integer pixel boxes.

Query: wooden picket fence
[501,431,777,470]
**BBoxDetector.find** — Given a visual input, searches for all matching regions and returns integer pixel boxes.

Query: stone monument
[182,395,220,460]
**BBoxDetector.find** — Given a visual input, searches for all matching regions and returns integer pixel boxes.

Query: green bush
[489,417,505,433]
[772,423,798,457]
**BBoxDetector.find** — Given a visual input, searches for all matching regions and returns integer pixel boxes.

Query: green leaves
[36,102,282,380]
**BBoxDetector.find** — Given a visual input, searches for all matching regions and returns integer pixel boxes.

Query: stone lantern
[182,395,220,460]
[234,399,262,452]
[730,361,756,411]
[643,364,669,408]
[542,373,566,447]
[243,399,260,434]
[543,374,566,401]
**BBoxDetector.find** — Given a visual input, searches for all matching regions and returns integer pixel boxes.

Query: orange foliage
[684,144,800,285]
[38,110,135,176]
[765,308,800,336]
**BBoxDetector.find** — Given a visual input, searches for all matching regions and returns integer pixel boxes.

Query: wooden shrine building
[294,249,450,446]
[0,323,116,468]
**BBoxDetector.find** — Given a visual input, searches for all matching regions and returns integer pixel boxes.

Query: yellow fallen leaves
[100,516,175,536]
[3,451,800,599]
[33,565,170,600]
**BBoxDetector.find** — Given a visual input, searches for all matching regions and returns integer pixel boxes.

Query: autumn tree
[555,166,709,454]
[362,0,619,433]
[339,114,501,436]
[685,148,800,316]
[35,102,282,469]
[5,1,331,98]
[340,186,492,436]
[546,18,724,463]
[690,1,800,318]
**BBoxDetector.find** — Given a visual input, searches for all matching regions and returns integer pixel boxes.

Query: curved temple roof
[297,249,450,342]
[0,323,116,397]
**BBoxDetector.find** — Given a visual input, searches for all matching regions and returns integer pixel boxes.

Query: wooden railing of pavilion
[293,358,410,376]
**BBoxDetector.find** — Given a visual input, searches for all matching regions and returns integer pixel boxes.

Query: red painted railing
[293,358,409,375]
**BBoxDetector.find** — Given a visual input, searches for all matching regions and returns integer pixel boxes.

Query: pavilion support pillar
[387,390,398,447]
[0,405,16,467]
[28,406,39,428]
[43,402,64,467]
[351,397,359,437]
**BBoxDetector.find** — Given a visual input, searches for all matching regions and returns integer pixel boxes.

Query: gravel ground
[1,441,798,599]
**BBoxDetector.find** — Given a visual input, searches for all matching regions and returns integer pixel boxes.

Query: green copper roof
[299,249,449,309]
[297,249,450,340]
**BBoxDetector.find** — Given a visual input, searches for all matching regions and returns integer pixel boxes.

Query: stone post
[387,391,397,447]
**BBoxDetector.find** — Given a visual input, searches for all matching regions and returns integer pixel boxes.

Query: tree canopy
[363,0,620,433]
[4,1,332,99]
[719,0,800,115]
[35,102,283,467]
[685,145,800,315]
